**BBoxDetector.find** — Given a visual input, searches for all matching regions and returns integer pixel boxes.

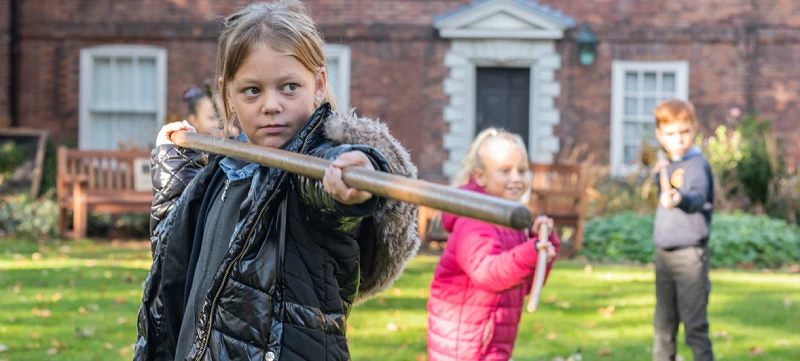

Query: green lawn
[1,238,798,361]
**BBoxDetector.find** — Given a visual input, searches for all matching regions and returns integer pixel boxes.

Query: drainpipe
[9,0,20,126]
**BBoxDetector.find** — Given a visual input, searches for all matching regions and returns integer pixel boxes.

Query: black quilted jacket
[133,104,419,361]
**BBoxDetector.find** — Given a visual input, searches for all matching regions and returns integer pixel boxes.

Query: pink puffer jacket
[427,181,559,361]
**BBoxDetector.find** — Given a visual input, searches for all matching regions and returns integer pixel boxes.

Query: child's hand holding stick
[656,150,681,209]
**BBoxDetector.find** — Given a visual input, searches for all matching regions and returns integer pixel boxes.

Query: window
[610,61,689,175]
[79,45,167,150]
[324,45,351,111]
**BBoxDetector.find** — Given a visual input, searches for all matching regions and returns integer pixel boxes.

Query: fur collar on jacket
[323,109,420,304]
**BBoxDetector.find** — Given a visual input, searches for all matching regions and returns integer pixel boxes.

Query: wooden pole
[171,131,533,230]
[526,223,549,313]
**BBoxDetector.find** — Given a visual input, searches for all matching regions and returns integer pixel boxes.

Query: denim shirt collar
[219,132,259,181]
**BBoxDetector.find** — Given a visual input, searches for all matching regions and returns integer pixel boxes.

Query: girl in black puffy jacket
[133,2,418,360]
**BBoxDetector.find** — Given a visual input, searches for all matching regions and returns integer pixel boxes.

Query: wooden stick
[171,131,533,230]
[657,150,670,192]
[526,223,549,313]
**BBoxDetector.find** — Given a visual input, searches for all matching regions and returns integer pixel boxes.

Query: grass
[0,238,798,361]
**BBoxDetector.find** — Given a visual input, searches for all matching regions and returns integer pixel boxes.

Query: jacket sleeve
[294,144,390,233]
[149,144,204,238]
[677,161,713,213]
[454,221,543,293]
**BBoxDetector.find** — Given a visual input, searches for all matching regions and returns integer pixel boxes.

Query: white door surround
[434,0,574,180]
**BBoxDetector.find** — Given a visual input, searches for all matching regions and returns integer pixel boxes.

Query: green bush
[0,194,59,239]
[582,212,800,268]
[0,141,29,179]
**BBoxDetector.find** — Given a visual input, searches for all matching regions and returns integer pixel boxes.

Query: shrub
[0,193,59,239]
[582,212,800,268]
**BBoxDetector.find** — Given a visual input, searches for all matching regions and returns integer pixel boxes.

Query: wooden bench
[57,147,153,240]
[417,162,589,257]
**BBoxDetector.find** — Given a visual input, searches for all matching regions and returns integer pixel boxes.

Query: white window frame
[324,44,351,111]
[79,44,167,149]
[610,60,689,175]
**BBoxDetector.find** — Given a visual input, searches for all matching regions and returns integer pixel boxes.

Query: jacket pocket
[480,313,496,355]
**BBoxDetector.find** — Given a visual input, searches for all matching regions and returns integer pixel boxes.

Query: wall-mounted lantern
[575,22,598,66]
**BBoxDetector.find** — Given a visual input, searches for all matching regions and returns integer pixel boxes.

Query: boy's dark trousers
[653,246,714,361]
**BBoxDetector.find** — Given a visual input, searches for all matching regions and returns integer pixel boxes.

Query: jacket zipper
[195,120,324,360]
[220,179,230,202]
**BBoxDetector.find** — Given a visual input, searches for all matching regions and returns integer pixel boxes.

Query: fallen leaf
[31,253,42,262]
[534,323,542,330]
[547,332,558,340]
[546,295,558,303]
[386,323,399,331]
[12,282,21,294]
[29,332,40,339]
[598,305,616,319]
[586,321,597,328]
[557,301,571,309]
[104,271,113,279]
[552,357,566,361]
[76,327,95,338]
[713,330,730,340]
[50,340,66,349]
[78,306,88,314]
[415,353,427,361]
[51,293,63,302]
[584,264,592,275]
[391,288,402,297]
[597,348,612,356]
[750,346,763,355]
[87,304,100,311]
[36,294,44,302]
[775,339,791,346]
[103,343,114,349]
[117,317,129,324]
[59,246,71,253]
[114,296,126,305]
[32,308,52,318]
[85,260,97,267]
[46,348,59,355]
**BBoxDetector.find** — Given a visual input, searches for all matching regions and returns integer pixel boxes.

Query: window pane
[92,57,112,108]
[114,57,135,109]
[643,97,657,115]
[139,58,157,111]
[624,144,640,164]
[326,57,340,105]
[662,72,676,93]
[625,97,638,116]
[92,112,157,150]
[90,112,114,149]
[624,120,639,140]
[642,122,657,145]
[644,72,657,92]
[625,72,638,92]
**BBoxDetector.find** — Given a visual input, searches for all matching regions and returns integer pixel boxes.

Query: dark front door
[475,67,530,148]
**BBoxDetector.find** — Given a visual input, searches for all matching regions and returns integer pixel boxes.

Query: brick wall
[0,0,10,126]
[8,0,800,176]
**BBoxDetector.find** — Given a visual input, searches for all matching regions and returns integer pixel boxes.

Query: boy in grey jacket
[650,99,714,361]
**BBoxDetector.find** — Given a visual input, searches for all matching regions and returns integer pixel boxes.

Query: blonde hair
[216,0,337,137]
[453,127,529,187]
[654,99,697,129]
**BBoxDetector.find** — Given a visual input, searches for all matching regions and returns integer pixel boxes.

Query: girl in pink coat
[427,128,560,361]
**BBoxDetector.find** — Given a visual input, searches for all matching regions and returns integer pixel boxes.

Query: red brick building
[2,0,799,181]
